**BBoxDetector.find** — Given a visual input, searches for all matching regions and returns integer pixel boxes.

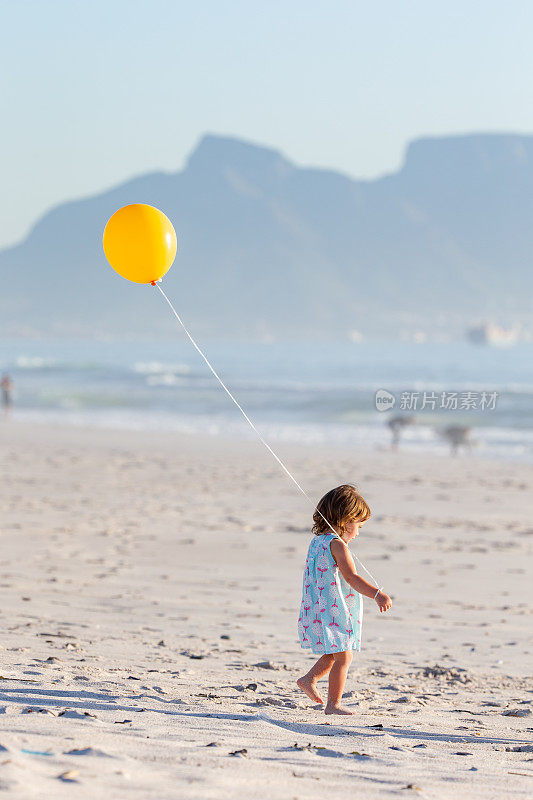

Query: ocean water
[1,338,532,462]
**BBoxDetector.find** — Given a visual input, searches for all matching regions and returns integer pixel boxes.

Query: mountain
[1,132,532,339]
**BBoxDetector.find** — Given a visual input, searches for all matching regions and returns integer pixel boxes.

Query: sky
[1,0,533,249]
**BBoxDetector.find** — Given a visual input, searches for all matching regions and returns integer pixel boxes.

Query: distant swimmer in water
[1,373,13,417]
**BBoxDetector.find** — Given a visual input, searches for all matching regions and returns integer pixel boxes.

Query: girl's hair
[312,484,371,536]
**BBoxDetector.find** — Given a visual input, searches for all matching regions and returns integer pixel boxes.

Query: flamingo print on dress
[298,532,363,655]
[312,614,323,636]
[328,597,341,628]
[345,588,356,606]
[316,552,329,580]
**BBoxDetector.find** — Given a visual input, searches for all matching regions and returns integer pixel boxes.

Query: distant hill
[1,132,532,339]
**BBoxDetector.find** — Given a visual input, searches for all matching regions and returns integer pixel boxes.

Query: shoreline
[3,413,531,467]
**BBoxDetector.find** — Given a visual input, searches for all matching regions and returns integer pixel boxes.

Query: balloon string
[154,282,380,587]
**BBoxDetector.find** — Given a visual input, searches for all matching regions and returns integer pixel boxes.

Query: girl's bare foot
[296,676,324,704]
[325,703,354,715]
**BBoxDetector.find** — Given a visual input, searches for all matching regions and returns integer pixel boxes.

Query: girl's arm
[331,539,392,613]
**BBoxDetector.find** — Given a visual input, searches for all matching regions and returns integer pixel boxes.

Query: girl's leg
[296,653,335,704]
[325,650,353,715]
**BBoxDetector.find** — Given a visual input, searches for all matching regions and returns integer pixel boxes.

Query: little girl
[297,484,392,715]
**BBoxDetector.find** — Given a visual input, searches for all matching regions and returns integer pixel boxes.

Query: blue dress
[298,532,363,655]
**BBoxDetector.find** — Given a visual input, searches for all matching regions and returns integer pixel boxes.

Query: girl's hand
[375,591,392,613]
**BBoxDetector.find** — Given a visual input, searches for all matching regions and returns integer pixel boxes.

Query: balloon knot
[150,281,156,286]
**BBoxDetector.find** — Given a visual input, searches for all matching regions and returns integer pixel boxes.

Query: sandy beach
[0,420,531,798]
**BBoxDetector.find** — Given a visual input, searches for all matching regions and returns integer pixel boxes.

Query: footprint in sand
[64,747,113,758]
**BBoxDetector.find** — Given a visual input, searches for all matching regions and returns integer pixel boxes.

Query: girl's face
[341,518,366,542]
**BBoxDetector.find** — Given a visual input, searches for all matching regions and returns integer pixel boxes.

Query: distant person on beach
[387,414,414,451]
[1,373,13,417]
[296,485,392,715]
[439,425,471,456]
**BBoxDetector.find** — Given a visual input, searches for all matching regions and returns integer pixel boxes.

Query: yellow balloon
[103,204,177,284]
